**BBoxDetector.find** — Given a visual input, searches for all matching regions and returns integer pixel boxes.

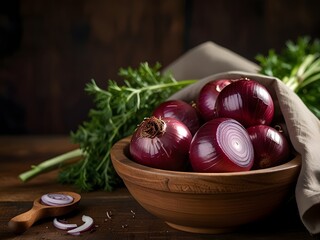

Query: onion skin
[153,100,201,135]
[197,79,232,121]
[247,125,291,169]
[215,79,274,127]
[189,118,254,173]
[130,116,192,171]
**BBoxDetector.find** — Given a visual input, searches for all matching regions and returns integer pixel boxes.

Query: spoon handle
[8,206,44,234]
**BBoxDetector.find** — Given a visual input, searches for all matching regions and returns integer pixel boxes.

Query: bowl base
[166,222,237,234]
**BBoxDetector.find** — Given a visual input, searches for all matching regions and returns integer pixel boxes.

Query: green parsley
[256,36,320,118]
[19,62,196,191]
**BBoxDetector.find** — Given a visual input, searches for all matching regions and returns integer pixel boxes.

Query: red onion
[53,218,77,230]
[197,79,233,121]
[153,100,201,135]
[274,122,290,141]
[130,116,192,170]
[247,125,290,169]
[67,215,94,235]
[41,193,73,206]
[189,118,254,172]
[215,78,274,127]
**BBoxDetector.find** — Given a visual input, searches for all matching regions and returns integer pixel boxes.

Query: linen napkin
[164,41,320,235]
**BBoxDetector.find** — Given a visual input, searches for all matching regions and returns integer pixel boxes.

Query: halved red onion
[53,218,77,230]
[41,193,73,206]
[189,118,254,172]
[130,116,192,171]
[67,215,94,235]
[153,100,201,135]
[215,78,274,127]
[197,79,233,121]
[247,125,290,169]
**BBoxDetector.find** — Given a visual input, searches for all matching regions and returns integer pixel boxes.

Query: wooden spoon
[8,191,81,234]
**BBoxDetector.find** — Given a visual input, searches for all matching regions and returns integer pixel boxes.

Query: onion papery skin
[130,116,192,171]
[215,79,274,127]
[247,125,290,169]
[197,79,232,121]
[153,100,201,135]
[189,118,254,173]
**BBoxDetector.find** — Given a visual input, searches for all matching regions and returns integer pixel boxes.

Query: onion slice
[67,215,94,235]
[41,193,73,206]
[53,218,78,230]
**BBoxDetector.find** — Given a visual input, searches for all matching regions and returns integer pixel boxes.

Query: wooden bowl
[110,136,301,234]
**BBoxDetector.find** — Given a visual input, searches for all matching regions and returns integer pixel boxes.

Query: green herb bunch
[256,36,320,118]
[19,62,196,191]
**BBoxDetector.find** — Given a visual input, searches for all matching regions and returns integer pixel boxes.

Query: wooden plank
[0,195,314,239]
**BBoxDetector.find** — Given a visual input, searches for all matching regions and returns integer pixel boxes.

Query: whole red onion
[215,79,274,127]
[247,125,290,169]
[197,79,233,121]
[153,100,201,135]
[130,116,192,171]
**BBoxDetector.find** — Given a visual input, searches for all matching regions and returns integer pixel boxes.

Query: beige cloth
[164,42,320,235]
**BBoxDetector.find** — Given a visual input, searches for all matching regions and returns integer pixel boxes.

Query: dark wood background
[1,0,320,134]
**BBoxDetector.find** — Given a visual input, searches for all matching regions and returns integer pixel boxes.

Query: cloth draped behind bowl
[163,41,320,236]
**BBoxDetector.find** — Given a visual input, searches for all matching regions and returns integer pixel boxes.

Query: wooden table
[0,136,316,239]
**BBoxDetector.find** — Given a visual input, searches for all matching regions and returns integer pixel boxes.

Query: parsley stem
[140,79,197,91]
[19,148,83,182]
[281,54,320,92]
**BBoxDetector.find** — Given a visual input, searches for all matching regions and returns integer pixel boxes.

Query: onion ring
[67,215,94,235]
[53,218,77,230]
[41,193,73,206]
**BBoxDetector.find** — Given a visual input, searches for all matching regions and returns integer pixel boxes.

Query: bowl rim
[111,135,302,178]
